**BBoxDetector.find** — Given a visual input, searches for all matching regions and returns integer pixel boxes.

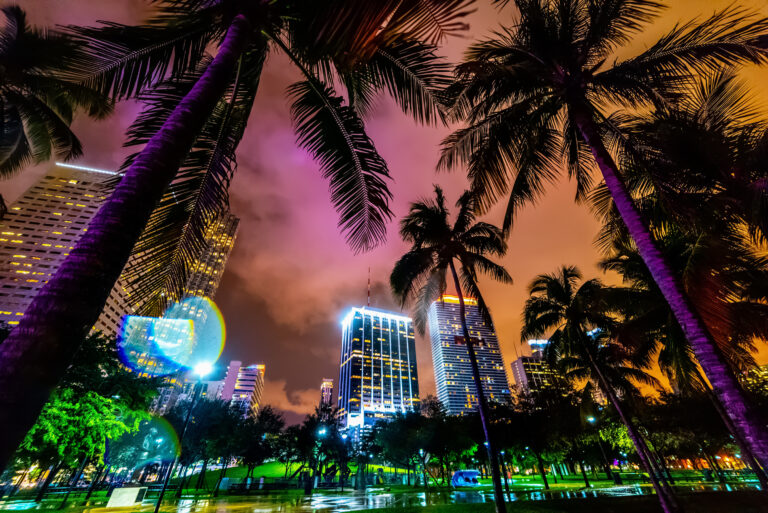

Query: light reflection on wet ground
[0,483,761,512]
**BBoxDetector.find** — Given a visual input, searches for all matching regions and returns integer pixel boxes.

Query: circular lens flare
[106,416,180,469]
[117,296,225,375]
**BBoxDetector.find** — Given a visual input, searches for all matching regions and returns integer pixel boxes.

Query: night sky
[5,1,768,424]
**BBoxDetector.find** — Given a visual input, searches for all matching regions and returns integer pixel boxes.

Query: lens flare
[117,296,225,375]
[164,296,226,367]
[106,416,180,469]
[117,316,193,376]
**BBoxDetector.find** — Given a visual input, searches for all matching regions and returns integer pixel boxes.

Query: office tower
[510,340,566,394]
[96,211,240,336]
[428,295,511,415]
[338,307,420,434]
[184,213,239,299]
[220,360,266,418]
[0,163,117,327]
[151,377,225,415]
[320,378,334,406]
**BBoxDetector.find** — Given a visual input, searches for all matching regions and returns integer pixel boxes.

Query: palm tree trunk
[448,260,507,513]
[696,368,768,491]
[0,14,254,471]
[534,452,549,490]
[583,346,680,513]
[571,102,768,473]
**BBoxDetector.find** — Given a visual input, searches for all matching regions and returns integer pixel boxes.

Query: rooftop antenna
[367,267,371,307]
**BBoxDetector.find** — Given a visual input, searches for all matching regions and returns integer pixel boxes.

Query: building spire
[367,266,371,307]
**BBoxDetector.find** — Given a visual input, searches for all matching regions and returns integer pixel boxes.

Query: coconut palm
[0,0,474,469]
[521,266,678,512]
[440,0,768,471]
[391,186,512,513]
[600,233,768,489]
[0,6,111,198]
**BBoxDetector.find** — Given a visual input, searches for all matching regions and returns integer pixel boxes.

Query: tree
[0,6,110,193]
[439,0,768,471]
[391,185,512,513]
[521,266,677,512]
[0,0,475,468]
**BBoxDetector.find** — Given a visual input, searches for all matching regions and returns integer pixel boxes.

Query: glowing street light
[155,362,215,512]
[586,416,596,424]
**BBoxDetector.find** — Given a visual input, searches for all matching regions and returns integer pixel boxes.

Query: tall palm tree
[0,6,111,196]
[600,234,768,489]
[592,72,768,487]
[521,266,678,512]
[0,0,474,469]
[391,186,512,513]
[440,0,768,470]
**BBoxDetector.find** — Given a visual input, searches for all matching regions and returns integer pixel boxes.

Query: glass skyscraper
[428,295,510,415]
[338,307,419,433]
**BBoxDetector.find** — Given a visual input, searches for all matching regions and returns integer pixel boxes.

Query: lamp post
[307,426,327,495]
[340,433,348,492]
[419,449,428,495]
[154,362,213,513]
[587,415,616,483]
[499,450,512,500]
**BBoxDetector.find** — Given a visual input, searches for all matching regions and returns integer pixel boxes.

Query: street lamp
[155,362,213,512]
[419,449,428,494]
[586,416,596,424]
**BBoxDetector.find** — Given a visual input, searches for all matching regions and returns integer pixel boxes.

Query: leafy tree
[0,0,474,468]
[239,406,285,478]
[439,0,768,476]
[391,185,512,512]
[522,265,676,510]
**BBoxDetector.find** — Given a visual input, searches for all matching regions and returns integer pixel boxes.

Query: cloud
[261,378,319,424]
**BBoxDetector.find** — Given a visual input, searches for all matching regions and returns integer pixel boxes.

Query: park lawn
[362,490,768,513]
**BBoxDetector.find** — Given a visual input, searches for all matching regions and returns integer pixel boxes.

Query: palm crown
[0,6,110,177]
[439,0,768,229]
[391,185,511,333]
[71,0,473,314]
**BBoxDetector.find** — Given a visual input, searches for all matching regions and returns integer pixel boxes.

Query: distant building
[151,377,225,415]
[428,295,510,415]
[338,307,420,435]
[220,360,266,418]
[320,378,334,406]
[510,340,566,394]
[0,163,116,327]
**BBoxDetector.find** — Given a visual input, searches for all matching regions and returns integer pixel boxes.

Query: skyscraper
[510,340,566,394]
[338,307,419,433]
[96,211,240,335]
[220,360,266,418]
[428,295,511,415]
[320,378,334,406]
[0,163,117,327]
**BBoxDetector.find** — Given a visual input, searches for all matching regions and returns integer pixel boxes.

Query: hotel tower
[428,295,511,415]
[338,307,419,434]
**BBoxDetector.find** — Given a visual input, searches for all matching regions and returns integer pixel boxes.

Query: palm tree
[391,185,512,513]
[0,0,474,469]
[600,234,768,490]
[521,266,678,512]
[440,0,768,471]
[0,6,111,199]
[593,72,768,487]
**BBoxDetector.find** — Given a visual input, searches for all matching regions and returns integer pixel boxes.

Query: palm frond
[66,3,220,99]
[119,48,265,314]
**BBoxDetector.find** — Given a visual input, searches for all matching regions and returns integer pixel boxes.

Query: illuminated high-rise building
[220,360,266,418]
[0,163,117,327]
[320,378,334,406]
[96,211,239,336]
[338,307,419,433]
[428,295,510,415]
[510,340,566,394]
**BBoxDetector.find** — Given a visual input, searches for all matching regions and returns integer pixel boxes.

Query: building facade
[510,341,565,394]
[428,295,510,415]
[338,307,420,434]
[220,360,266,418]
[0,163,117,327]
[320,378,334,406]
